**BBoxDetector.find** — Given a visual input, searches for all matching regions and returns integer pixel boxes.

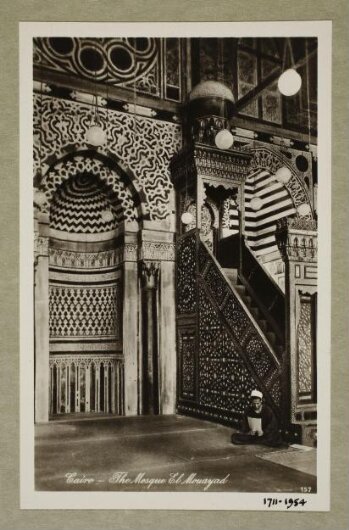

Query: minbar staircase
[222,267,283,361]
[176,229,315,445]
[176,230,286,430]
[217,233,285,354]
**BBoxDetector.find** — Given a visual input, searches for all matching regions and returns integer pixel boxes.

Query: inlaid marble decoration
[33,95,182,220]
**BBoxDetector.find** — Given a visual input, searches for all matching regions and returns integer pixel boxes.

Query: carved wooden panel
[176,232,197,314]
[178,330,196,399]
[198,286,255,414]
[297,291,316,403]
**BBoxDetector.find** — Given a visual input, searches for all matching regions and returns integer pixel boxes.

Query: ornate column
[140,261,160,414]
[141,238,177,414]
[276,217,317,444]
[122,240,139,416]
[34,219,50,423]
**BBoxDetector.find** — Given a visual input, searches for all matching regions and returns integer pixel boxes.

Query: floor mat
[256,446,317,477]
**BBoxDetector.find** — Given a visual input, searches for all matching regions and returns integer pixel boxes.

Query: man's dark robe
[231,404,284,447]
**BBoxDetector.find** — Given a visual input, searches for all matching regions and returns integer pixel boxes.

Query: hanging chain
[305,38,312,151]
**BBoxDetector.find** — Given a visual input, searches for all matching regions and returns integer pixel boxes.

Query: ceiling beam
[235,43,317,112]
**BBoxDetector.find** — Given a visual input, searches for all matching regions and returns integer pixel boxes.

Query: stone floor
[35,414,317,493]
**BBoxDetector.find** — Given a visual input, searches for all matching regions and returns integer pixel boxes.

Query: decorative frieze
[70,91,107,106]
[271,136,294,147]
[50,352,121,364]
[34,235,49,256]
[50,341,122,352]
[141,241,175,261]
[276,218,317,263]
[123,103,157,118]
[194,145,251,182]
[49,269,120,283]
[49,242,174,268]
[49,248,121,269]
[281,217,317,231]
[33,80,51,93]
[170,144,251,190]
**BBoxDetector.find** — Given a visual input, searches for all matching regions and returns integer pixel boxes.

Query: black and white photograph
[20,21,331,511]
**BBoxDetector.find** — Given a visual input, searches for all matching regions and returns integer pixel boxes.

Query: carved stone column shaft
[140,261,160,414]
[34,233,50,422]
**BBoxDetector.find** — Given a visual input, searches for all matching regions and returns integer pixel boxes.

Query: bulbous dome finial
[187,80,235,120]
[189,80,234,103]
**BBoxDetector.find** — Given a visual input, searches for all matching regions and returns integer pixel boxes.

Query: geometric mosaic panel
[49,284,120,338]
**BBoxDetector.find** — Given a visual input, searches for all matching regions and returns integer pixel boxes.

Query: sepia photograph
[19,21,331,511]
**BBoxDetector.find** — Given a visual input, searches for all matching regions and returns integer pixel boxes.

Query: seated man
[231,389,285,447]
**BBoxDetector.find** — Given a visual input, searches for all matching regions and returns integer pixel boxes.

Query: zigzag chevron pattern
[50,173,120,233]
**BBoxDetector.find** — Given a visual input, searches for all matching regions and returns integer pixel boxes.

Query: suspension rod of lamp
[86,39,107,147]
[215,39,235,151]
[236,43,317,112]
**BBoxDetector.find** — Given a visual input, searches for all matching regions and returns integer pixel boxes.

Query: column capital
[34,233,49,258]
[140,261,160,290]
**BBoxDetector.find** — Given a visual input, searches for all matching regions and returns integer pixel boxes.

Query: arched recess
[183,197,219,252]
[241,146,314,289]
[35,151,144,419]
[36,150,149,224]
[248,146,313,219]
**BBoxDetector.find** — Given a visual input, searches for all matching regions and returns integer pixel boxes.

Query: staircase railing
[240,237,285,345]
[216,232,241,269]
[216,234,285,346]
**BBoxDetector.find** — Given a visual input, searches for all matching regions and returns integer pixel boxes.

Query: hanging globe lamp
[215,129,234,150]
[275,166,292,184]
[250,197,263,211]
[278,68,302,97]
[181,212,194,225]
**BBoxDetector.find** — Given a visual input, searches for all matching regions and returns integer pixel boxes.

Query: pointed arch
[37,150,149,223]
[248,146,313,218]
